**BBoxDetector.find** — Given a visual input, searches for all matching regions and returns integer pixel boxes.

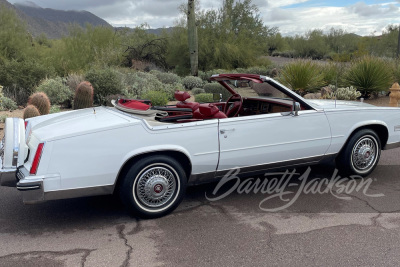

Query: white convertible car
[1,74,400,217]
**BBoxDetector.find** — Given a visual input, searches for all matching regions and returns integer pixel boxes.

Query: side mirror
[293,102,301,116]
[213,93,223,102]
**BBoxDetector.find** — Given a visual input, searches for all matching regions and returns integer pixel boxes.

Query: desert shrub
[195,93,213,103]
[28,92,50,115]
[203,82,231,101]
[198,71,213,82]
[0,114,8,123]
[142,90,169,106]
[0,59,55,105]
[153,72,181,85]
[50,105,61,114]
[85,68,123,105]
[121,71,176,101]
[182,76,203,90]
[36,77,73,106]
[278,60,325,94]
[192,88,205,95]
[74,81,94,110]
[323,85,361,101]
[23,105,40,119]
[0,96,17,111]
[392,61,400,83]
[66,73,85,92]
[345,56,393,96]
[246,66,270,76]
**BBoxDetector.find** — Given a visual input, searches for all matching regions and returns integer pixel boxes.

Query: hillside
[1,0,112,38]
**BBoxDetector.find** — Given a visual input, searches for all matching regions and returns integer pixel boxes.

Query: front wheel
[119,155,187,218]
[336,129,381,177]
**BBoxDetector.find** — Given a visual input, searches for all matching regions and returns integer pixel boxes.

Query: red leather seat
[193,104,227,119]
[175,91,200,111]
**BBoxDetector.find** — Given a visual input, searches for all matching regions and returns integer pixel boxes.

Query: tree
[0,4,32,60]
[187,0,199,76]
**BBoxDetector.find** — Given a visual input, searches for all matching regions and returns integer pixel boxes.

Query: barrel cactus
[23,105,40,119]
[28,92,50,115]
[74,81,94,110]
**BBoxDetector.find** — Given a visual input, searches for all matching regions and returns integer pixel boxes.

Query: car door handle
[220,128,235,134]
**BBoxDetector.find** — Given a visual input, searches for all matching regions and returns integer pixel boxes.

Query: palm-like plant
[278,60,325,95]
[345,56,393,96]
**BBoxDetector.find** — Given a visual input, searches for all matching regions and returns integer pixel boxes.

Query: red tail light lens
[30,143,45,175]
[24,121,28,129]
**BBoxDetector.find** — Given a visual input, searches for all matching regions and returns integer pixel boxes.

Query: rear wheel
[119,155,187,218]
[336,129,381,177]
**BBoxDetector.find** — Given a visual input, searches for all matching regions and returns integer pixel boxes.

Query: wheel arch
[112,149,192,193]
[338,123,389,155]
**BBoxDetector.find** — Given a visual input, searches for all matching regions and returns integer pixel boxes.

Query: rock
[304,93,321,99]
[321,86,333,97]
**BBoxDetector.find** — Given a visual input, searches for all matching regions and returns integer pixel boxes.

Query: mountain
[2,0,112,38]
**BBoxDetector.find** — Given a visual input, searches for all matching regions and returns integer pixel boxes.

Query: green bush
[153,72,181,85]
[195,93,213,103]
[182,76,203,90]
[0,59,55,105]
[246,66,270,76]
[142,90,169,106]
[121,71,177,101]
[203,82,231,101]
[85,68,123,105]
[36,77,73,105]
[0,96,17,111]
[345,56,393,95]
[50,105,61,114]
[278,60,325,94]
[192,88,205,95]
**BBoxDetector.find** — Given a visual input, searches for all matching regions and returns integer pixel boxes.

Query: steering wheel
[224,94,243,117]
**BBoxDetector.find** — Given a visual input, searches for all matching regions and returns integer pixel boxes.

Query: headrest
[199,104,220,117]
[174,91,191,102]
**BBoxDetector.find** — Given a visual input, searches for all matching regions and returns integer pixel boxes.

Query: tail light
[30,143,45,175]
[24,121,28,129]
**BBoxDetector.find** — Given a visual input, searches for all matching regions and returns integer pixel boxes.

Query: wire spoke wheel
[351,135,379,173]
[135,166,177,208]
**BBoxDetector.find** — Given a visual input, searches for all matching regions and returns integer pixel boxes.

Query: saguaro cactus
[28,92,50,115]
[74,81,94,110]
[187,0,198,76]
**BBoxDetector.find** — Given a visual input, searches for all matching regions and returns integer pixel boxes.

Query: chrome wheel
[135,164,177,210]
[351,135,378,173]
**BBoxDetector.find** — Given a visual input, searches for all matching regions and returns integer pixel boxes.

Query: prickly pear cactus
[23,105,40,119]
[28,92,51,115]
[74,81,93,110]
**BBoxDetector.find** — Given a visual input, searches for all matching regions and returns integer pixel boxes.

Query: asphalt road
[1,148,400,267]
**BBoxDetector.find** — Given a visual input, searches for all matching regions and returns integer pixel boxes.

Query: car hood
[30,107,138,141]
[306,99,376,110]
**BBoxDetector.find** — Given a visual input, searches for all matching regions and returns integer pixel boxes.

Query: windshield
[221,79,292,100]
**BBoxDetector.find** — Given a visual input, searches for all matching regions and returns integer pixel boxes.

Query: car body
[1,74,400,218]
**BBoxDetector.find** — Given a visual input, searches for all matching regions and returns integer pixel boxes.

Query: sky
[9,0,400,36]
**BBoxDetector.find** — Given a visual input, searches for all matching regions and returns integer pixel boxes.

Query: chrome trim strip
[383,141,400,150]
[12,118,20,167]
[17,185,41,191]
[193,151,219,156]
[220,137,331,153]
[394,126,400,132]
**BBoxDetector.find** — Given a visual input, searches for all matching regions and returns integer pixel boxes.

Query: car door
[217,109,331,174]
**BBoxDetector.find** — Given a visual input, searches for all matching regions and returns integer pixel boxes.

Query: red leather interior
[175,90,200,111]
[194,104,227,119]
[118,99,150,111]
[176,101,200,111]
[174,91,191,101]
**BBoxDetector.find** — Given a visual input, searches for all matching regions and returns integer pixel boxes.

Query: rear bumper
[15,167,44,204]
